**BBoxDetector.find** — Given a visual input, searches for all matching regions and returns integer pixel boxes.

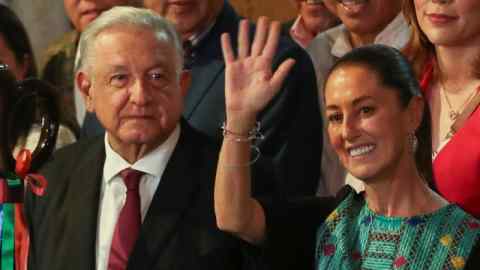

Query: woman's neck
[435,44,480,90]
[364,159,446,217]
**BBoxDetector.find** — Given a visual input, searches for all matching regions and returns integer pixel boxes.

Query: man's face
[144,0,224,39]
[323,0,401,36]
[78,25,188,155]
[297,1,339,35]
[64,0,138,32]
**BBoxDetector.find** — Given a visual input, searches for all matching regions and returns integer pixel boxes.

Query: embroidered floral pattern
[393,256,407,268]
[451,256,465,269]
[440,235,453,247]
[323,244,335,256]
[315,192,480,269]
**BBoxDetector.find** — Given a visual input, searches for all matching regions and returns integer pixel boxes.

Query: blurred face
[325,65,416,182]
[64,0,136,32]
[323,0,401,36]
[414,0,480,47]
[78,26,188,155]
[144,0,224,39]
[0,35,27,80]
[298,1,339,34]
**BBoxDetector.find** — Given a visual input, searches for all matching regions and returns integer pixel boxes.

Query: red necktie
[108,168,144,270]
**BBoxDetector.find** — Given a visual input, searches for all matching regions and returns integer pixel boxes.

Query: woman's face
[325,65,419,182]
[0,35,27,80]
[414,0,480,47]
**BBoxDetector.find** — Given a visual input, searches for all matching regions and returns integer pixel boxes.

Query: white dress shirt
[95,125,181,270]
[289,15,316,49]
[306,14,411,195]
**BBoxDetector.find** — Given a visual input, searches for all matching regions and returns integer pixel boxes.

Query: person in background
[0,65,16,172]
[213,17,480,268]
[0,5,75,156]
[41,0,141,136]
[282,0,340,48]
[26,7,255,270]
[307,0,409,196]
[403,0,480,218]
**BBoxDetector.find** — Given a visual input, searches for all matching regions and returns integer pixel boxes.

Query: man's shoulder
[39,136,103,176]
[306,25,345,77]
[308,24,345,54]
[273,34,313,67]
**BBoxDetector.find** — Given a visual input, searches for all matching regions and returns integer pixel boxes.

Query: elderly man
[26,7,253,270]
[42,0,141,135]
[140,0,322,198]
[307,0,410,195]
[282,0,339,48]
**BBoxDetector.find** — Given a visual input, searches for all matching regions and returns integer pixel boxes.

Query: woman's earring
[409,133,418,153]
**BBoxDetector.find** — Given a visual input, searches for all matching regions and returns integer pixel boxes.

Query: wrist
[225,115,257,135]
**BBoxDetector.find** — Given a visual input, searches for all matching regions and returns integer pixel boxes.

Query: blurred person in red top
[403,0,480,217]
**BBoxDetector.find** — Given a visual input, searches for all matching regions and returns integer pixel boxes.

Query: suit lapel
[63,139,105,269]
[183,58,224,118]
[128,123,201,269]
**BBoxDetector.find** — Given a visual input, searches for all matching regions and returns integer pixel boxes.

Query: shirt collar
[186,19,216,47]
[331,13,410,58]
[290,15,315,49]
[103,124,181,183]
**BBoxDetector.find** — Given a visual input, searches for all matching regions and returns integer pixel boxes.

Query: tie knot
[120,168,143,190]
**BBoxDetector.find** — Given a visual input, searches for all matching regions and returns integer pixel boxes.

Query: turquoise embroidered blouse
[315,192,480,269]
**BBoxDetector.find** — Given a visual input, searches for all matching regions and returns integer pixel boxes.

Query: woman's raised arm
[214,17,295,244]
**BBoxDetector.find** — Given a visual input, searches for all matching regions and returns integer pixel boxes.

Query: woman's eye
[360,106,375,116]
[327,113,342,124]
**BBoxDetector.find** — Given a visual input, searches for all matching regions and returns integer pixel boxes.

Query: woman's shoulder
[433,205,480,269]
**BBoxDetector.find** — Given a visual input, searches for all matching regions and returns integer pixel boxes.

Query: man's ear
[76,71,94,112]
[179,70,191,98]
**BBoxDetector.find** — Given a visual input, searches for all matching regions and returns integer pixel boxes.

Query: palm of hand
[225,55,276,114]
[222,18,295,119]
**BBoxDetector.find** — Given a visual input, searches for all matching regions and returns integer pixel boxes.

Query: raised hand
[221,17,296,130]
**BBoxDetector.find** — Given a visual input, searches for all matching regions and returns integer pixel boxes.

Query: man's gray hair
[75,6,183,76]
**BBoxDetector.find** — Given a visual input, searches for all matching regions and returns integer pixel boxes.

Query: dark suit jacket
[81,1,323,198]
[25,120,255,270]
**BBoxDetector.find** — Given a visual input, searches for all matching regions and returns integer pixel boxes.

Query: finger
[237,19,250,59]
[270,58,296,91]
[262,21,281,62]
[251,16,269,57]
[221,33,235,63]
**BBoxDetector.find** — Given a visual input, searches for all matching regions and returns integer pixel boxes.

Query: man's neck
[349,31,378,48]
[107,136,164,165]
